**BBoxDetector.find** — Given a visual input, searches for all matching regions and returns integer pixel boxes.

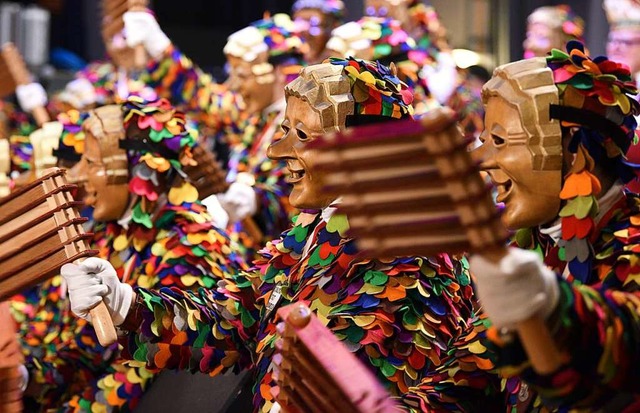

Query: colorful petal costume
[117,58,504,413]
[10,98,247,412]
[326,16,439,116]
[144,14,309,260]
[481,42,640,412]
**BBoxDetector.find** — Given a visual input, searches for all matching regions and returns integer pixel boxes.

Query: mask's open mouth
[287,168,306,183]
[495,179,512,203]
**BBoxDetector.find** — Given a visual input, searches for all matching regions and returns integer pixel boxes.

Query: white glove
[420,52,459,104]
[15,82,48,112]
[469,248,560,329]
[202,193,230,229]
[18,364,29,392]
[61,78,97,108]
[123,11,171,59]
[61,257,133,326]
[217,182,258,223]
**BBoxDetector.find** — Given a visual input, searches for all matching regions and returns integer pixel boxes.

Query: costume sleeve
[61,205,249,412]
[119,269,261,376]
[63,363,154,413]
[488,261,640,410]
[143,45,243,131]
[400,315,504,412]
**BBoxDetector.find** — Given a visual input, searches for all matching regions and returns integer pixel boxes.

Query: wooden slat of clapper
[275,303,400,413]
[183,145,230,199]
[308,107,563,375]
[0,43,50,126]
[0,168,117,346]
[183,144,265,242]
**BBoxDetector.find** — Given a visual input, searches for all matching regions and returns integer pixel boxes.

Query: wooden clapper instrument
[0,43,50,127]
[274,303,400,413]
[0,168,116,345]
[0,301,23,413]
[101,0,149,69]
[307,107,564,376]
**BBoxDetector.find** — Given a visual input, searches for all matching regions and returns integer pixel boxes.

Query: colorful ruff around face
[546,41,639,282]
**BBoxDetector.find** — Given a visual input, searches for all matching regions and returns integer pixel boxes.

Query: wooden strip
[0,224,90,280]
[281,341,354,410]
[0,214,86,261]
[0,200,83,243]
[348,210,462,232]
[279,359,346,413]
[277,385,319,413]
[313,140,431,171]
[102,0,128,15]
[322,163,440,194]
[0,241,96,300]
[356,234,470,258]
[0,181,75,226]
[337,187,451,213]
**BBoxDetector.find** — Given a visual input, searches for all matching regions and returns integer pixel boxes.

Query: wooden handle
[89,301,117,347]
[133,44,146,69]
[481,246,564,374]
[30,106,50,127]
[0,43,51,127]
[516,316,564,374]
[128,0,149,69]
[242,217,263,243]
[74,255,117,347]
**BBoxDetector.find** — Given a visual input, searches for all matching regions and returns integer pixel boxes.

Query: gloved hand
[123,11,171,59]
[60,78,97,108]
[17,364,28,392]
[420,51,459,104]
[217,181,258,224]
[61,257,133,326]
[15,82,48,112]
[469,247,560,329]
[202,193,230,229]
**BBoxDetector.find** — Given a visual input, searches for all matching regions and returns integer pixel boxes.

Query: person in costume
[47,7,162,114]
[604,0,640,90]
[326,16,439,116]
[523,5,585,59]
[291,0,346,64]
[11,98,247,412]
[470,41,640,411]
[60,57,505,413]
[362,0,485,140]
[363,0,455,104]
[133,13,308,260]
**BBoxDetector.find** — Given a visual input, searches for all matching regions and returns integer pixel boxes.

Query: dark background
[1,0,611,74]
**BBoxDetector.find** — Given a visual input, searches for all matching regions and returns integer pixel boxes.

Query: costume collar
[539,181,625,245]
